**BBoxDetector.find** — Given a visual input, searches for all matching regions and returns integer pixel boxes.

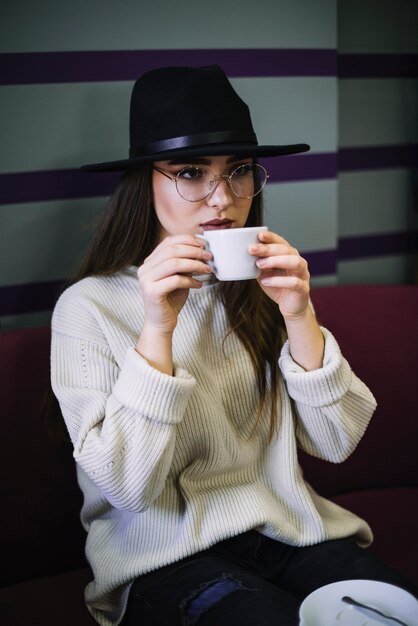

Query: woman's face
[152,155,254,243]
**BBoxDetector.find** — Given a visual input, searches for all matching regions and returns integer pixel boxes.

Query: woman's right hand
[137,234,212,335]
[136,235,212,374]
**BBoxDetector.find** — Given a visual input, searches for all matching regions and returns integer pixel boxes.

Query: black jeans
[121,531,416,626]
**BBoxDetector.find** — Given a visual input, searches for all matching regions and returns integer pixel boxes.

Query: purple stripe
[0,280,65,316]
[2,231,415,315]
[0,169,122,205]
[1,50,415,85]
[1,252,336,316]
[339,144,418,172]
[303,249,337,276]
[0,49,337,85]
[0,154,336,205]
[339,231,418,261]
[1,145,416,205]
[262,153,337,182]
[339,54,418,79]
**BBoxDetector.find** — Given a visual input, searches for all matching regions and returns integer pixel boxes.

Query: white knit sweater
[51,267,376,626]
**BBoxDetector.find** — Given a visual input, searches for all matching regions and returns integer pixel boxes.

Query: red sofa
[1,285,417,625]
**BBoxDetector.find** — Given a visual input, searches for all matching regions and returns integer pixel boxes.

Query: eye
[233,163,253,177]
[178,166,205,181]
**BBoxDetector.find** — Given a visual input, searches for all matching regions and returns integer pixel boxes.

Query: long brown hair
[50,163,286,441]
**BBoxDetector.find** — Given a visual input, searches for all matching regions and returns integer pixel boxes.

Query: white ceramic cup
[197,226,268,281]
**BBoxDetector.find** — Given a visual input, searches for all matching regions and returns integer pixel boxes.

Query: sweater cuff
[113,347,196,424]
[279,327,353,408]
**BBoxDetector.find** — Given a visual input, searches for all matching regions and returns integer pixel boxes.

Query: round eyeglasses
[153,163,269,202]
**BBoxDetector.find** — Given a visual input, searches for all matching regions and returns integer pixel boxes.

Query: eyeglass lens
[176,164,267,201]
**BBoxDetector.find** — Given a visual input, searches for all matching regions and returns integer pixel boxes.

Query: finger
[145,236,206,263]
[249,242,298,258]
[141,242,212,273]
[259,274,310,291]
[144,235,206,264]
[256,254,309,276]
[140,257,212,283]
[258,230,290,246]
[146,274,206,295]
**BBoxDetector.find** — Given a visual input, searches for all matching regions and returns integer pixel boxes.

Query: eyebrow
[166,155,252,166]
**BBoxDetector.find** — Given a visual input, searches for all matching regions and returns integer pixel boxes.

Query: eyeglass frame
[152,162,269,202]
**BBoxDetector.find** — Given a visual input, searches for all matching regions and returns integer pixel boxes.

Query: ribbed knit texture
[51,266,376,626]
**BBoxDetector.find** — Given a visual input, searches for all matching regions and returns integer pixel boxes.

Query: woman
[51,65,413,626]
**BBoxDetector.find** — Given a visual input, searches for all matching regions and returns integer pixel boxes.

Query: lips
[201,219,233,231]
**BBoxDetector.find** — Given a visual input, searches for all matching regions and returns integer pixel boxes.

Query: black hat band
[129,130,258,158]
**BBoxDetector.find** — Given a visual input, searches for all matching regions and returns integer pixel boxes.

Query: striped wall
[337,0,418,284]
[0,0,416,330]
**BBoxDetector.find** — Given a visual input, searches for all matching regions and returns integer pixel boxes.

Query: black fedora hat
[81,65,310,172]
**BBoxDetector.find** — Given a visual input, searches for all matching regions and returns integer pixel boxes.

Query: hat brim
[81,143,310,172]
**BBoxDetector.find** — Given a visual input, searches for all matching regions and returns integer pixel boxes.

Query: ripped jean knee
[180,573,255,625]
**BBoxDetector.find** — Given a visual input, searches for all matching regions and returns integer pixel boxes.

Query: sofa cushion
[333,486,418,589]
[0,327,87,586]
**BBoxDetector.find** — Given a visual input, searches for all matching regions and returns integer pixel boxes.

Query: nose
[206,175,234,209]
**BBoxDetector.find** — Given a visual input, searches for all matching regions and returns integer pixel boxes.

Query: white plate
[299,579,418,625]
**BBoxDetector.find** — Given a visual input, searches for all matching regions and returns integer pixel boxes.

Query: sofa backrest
[1,285,417,586]
[0,326,86,587]
[302,284,418,496]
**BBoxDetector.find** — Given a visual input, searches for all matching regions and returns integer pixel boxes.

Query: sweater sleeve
[279,327,377,462]
[51,331,196,512]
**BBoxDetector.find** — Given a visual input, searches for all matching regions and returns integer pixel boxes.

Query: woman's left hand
[249,230,310,321]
